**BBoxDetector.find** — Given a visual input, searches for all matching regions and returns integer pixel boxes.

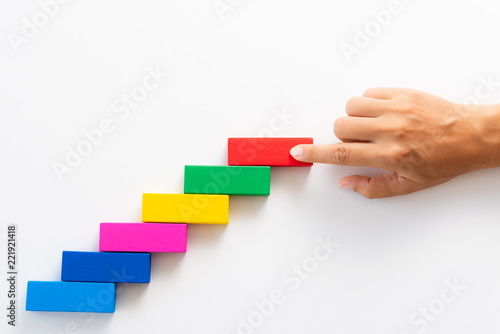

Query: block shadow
[115,280,150,309]
[150,252,186,278]
[228,195,269,221]
[270,166,312,192]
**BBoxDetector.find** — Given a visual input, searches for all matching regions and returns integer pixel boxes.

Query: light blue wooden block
[26,281,116,313]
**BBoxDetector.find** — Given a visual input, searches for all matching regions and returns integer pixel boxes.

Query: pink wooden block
[99,223,187,253]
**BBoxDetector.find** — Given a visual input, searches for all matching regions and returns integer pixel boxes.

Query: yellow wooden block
[142,193,229,224]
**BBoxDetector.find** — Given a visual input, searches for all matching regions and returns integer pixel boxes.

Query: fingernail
[290,146,303,157]
[339,181,354,190]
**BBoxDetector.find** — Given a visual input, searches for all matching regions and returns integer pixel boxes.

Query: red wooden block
[228,137,313,167]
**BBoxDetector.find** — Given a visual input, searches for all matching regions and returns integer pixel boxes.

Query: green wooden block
[184,166,270,196]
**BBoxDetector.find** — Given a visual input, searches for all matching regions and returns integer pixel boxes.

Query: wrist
[474,104,500,169]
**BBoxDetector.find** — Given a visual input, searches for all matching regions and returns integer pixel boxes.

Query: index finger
[290,143,391,170]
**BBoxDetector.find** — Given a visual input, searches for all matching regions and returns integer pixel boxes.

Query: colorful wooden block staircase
[26,138,313,313]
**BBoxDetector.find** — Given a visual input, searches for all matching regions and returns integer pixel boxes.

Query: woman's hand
[290,88,500,199]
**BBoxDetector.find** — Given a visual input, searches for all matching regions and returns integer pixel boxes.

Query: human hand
[290,88,500,198]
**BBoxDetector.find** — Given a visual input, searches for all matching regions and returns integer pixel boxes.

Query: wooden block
[26,281,116,313]
[99,223,187,252]
[227,137,313,167]
[184,165,270,196]
[142,193,229,224]
[61,251,151,283]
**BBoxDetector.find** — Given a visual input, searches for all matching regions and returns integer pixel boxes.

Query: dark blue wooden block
[26,281,116,313]
[61,251,151,283]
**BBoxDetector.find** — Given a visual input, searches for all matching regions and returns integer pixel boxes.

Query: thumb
[339,173,420,199]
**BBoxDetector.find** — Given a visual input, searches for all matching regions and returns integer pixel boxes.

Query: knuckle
[405,90,421,102]
[362,189,376,199]
[388,145,412,165]
[332,145,351,165]
[307,145,318,161]
[393,120,412,139]
[345,97,360,113]
[402,100,416,113]
[362,88,375,97]
[390,96,415,114]
[305,145,321,162]
[358,179,379,199]
[386,115,418,141]
[333,117,348,137]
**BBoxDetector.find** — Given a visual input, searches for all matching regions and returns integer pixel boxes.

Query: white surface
[2,0,500,333]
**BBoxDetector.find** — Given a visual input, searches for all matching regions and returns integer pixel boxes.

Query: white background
[2,0,500,333]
